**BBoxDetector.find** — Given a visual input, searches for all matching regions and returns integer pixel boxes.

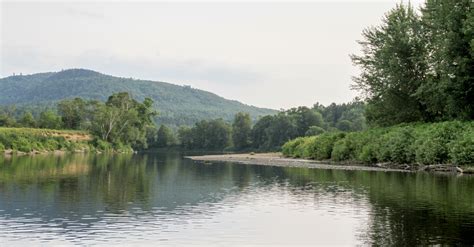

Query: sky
[0,0,425,110]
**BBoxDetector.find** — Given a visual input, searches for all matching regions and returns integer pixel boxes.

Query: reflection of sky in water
[0,153,473,246]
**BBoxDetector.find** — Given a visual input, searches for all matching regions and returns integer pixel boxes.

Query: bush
[376,126,416,163]
[95,139,112,152]
[0,143,4,152]
[12,137,33,153]
[449,132,474,166]
[331,132,371,161]
[282,121,473,166]
[282,137,306,157]
[358,143,378,164]
[306,132,345,160]
[414,121,464,164]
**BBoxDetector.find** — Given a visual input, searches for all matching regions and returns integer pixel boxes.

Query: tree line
[352,0,473,126]
[154,101,366,150]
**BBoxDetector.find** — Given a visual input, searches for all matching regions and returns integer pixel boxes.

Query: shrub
[358,143,379,164]
[12,137,33,153]
[331,132,371,162]
[43,139,60,151]
[449,132,474,166]
[282,137,306,157]
[282,121,473,165]
[95,139,112,152]
[0,143,4,152]
[306,132,345,160]
[376,126,416,163]
[414,121,464,164]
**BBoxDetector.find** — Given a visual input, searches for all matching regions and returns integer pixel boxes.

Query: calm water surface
[0,152,473,246]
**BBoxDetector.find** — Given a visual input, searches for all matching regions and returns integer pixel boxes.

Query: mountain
[0,69,277,126]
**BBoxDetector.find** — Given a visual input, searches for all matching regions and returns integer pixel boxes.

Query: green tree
[251,115,274,149]
[288,107,324,136]
[178,126,194,148]
[305,126,325,136]
[264,114,297,149]
[351,3,427,125]
[336,120,354,132]
[91,92,156,148]
[156,125,176,147]
[19,111,36,128]
[416,0,474,120]
[232,112,252,150]
[58,98,86,129]
[38,110,62,129]
[0,106,17,127]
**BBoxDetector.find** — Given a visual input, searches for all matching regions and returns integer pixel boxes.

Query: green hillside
[0,69,276,126]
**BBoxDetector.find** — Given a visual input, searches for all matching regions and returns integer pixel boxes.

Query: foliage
[57,98,87,129]
[313,101,366,131]
[305,126,325,136]
[232,112,252,149]
[90,92,156,149]
[176,119,231,150]
[352,1,473,125]
[38,110,62,129]
[18,111,36,128]
[155,125,176,147]
[282,121,474,166]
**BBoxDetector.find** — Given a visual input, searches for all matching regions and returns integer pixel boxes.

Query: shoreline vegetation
[281,121,473,173]
[0,127,133,155]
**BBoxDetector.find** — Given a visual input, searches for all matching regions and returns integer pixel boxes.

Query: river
[0,152,473,246]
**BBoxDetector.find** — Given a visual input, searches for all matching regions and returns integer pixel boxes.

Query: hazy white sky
[1,1,424,109]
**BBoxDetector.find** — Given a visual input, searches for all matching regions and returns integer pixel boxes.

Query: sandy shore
[185,152,412,173]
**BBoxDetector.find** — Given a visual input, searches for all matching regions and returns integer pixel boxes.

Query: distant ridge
[0,69,277,126]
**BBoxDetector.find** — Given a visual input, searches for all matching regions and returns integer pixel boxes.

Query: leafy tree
[0,106,17,127]
[264,113,298,149]
[19,111,36,128]
[156,125,176,147]
[90,92,156,148]
[288,107,324,136]
[58,98,86,129]
[416,0,474,120]
[251,115,274,149]
[336,120,354,132]
[38,110,62,129]
[176,119,231,150]
[351,3,428,125]
[232,112,252,149]
[305,126,325,136]
[178,126,194,148]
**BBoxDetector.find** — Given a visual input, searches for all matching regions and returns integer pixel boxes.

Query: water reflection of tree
[275,168,474,245]
[89,154,152,212]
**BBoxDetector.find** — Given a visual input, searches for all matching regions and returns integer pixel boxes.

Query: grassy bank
[282,121,474,167]
[0,127,132,154]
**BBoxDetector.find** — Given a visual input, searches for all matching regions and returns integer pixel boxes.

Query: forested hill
[0,69,276,126]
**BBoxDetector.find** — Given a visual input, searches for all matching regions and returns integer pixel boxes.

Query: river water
[0,152,473,246]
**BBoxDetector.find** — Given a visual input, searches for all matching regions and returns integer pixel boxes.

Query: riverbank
[0,127,133,155]
[186,152,472,174]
